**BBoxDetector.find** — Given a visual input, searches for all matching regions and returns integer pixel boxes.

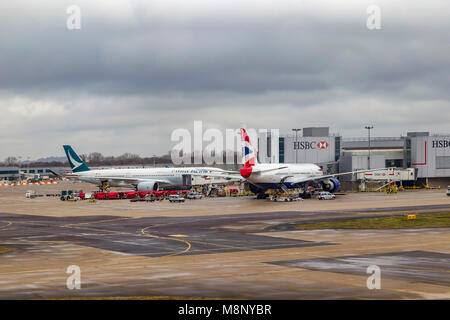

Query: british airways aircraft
[239,128,374,198]
[63,145,241,191]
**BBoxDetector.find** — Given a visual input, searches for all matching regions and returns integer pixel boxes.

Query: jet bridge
[357,168,417,191]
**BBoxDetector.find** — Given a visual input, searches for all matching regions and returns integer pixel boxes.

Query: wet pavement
[269,250,450,287]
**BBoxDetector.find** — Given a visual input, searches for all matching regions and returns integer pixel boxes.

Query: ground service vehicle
[318,191,336,200]
[169,195,185,203]
[269,194,304,202]
[25,190,37,199]
[186,192,203,199]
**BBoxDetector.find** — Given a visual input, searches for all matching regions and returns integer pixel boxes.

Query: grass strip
[295,212,450,230]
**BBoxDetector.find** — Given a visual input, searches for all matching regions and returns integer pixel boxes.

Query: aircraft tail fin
[240,128,258,167]
[63,145,90,173]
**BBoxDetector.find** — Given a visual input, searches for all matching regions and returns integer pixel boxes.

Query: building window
[279,137,285,163]
[335,136,341,162]
[406,138,412,168]
[436,156,450,169]
[385,159,403,168]
[257,138,260,162]
[0,170,19,175]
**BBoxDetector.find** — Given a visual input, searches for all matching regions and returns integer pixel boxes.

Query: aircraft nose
[240,166,253,178]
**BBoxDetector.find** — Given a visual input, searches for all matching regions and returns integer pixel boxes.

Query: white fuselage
[244,163,324,188]
[73,167,227,187]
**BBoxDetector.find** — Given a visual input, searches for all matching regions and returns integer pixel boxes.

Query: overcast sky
[1,0,449,160]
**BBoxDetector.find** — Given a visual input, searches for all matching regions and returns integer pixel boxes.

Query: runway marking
[61,217,133,228]
[6,219,192,258]
[2,215,331,258]
[137,220,263,255]
[187,239,255,251]
[141,226,191,257]
[16,220,127,235]
[6,205,447,261]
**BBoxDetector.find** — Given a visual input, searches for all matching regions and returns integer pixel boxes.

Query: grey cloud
[0,0,449,159]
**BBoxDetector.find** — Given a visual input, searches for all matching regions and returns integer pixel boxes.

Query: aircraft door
[182,174,192,187]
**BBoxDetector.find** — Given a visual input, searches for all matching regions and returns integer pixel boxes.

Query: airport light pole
[292,129,301,163]
[365,126,374,169]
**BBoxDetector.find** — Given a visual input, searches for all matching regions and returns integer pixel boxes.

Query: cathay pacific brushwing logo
[68,150,84,170]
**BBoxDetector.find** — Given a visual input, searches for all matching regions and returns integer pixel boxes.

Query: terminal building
[257,128,450,187]
[408,132,450,183]
[258,127,341,175]
[0,167,67,182]
[0,167,21,182]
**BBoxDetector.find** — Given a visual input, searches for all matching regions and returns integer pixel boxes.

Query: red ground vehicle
[87,190,189,200]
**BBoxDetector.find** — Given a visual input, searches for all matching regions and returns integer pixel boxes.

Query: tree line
[1,151,241,167]
[1,153,172,168]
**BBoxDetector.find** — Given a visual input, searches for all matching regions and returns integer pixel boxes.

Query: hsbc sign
[432,140,450,148]
[294,140,329,150]
[317,141,329,149]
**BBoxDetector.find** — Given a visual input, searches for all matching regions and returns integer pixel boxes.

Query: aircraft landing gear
[300,183,312,199]
[99,181,110,192]
[301,192,312,199]
[247,183,268,199]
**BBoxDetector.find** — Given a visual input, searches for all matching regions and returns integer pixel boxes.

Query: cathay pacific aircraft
[63,145,241,191]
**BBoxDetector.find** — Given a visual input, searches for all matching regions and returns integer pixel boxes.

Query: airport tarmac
[0,182,449,299]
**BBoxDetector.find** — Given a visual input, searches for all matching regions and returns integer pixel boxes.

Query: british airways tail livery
[239,128,377,199]
[241,128,258,167]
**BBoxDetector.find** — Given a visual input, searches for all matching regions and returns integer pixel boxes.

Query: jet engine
[321,178,340,193]
[136,181,159,191]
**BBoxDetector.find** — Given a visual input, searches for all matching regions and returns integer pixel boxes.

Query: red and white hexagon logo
[317,141,329,149]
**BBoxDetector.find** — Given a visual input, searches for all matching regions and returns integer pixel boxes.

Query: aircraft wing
[95,173,243,184]
[46,169,63,178]
[64,173,80,178]
[188,172,245,181]
[63,173,85,180]
[213,169,240,174]
[251,166,289,174]
[285,168,386,186]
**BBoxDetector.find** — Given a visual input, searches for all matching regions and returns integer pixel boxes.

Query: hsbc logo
[294,141,329,150]
[432,140,450,148]
[317,141,329,149]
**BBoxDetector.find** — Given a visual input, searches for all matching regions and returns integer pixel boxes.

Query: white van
[317,191,336,200]
[169,194,185,203]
